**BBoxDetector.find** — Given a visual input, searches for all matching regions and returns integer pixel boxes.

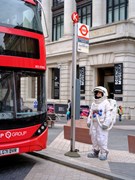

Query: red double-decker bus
[0,0,48,156]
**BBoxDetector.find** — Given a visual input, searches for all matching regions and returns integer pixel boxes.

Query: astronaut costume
[87,86,112,160]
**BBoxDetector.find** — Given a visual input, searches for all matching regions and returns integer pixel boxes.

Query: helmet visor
[94,90,103,99]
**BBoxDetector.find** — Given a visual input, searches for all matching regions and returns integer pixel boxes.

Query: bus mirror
[35,0,49,38]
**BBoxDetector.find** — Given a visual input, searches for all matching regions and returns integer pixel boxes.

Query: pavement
[32,118,135,180]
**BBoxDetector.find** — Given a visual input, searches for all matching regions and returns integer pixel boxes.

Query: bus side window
[0,101,3,112]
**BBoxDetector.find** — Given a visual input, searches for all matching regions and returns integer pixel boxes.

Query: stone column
[92,0,106,27]
[42,0,52,41]
[64,0,76,37]
[128,0,135,22]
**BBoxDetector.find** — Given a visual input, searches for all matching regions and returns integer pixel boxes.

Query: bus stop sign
[78,23,89,39]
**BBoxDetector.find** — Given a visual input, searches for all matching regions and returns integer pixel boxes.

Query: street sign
[77,23,89,53]
[71,12,79,23]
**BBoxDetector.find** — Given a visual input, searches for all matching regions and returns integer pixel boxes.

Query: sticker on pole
[71,12,79,23]
[33,100,38,108]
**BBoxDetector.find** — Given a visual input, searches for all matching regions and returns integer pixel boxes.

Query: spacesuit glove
[87,123,91,128]
[102,124,108,130]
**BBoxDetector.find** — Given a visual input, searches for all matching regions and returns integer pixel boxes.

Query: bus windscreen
[0,0,42,33]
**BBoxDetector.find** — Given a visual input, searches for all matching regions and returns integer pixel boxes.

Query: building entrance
[97,67,114,98]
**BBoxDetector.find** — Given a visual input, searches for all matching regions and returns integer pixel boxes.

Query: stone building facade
[41,0,135,119]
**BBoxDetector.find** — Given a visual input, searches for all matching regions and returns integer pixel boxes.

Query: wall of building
[43,0,135,119]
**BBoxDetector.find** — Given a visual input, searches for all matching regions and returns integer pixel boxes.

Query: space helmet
[93,86,108,99]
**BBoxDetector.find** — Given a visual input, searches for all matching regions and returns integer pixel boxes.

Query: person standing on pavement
[87,86,112,161]
[118,105,123,121]
[66,99,71,120]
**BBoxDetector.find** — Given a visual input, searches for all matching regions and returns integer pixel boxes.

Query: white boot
[99,152,108,161]
[87,149,99,158]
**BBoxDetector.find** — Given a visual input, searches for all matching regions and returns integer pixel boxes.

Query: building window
[107,0,128,23]
[52,14,64,41]
[77,0,92,27]
[31,77,36,98]
[52,0,64,41]
[28,77,36,99]
[52,68,60,99]
[53,0,64,6]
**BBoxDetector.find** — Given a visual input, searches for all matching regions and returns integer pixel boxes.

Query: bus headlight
[34,122,47,136]
[37,129,41,134]
[41,126,45,130]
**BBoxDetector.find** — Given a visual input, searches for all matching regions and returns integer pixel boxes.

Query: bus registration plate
[0,148,19,156]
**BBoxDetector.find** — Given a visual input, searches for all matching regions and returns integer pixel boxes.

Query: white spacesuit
[87,86,112,160]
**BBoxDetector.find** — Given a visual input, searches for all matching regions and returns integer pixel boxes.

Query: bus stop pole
[65,19,80,157]
[70,22,77,152]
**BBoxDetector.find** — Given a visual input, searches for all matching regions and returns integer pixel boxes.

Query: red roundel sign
[79,24,89,36]
[71,12,79,23]
[78,23,89,39]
